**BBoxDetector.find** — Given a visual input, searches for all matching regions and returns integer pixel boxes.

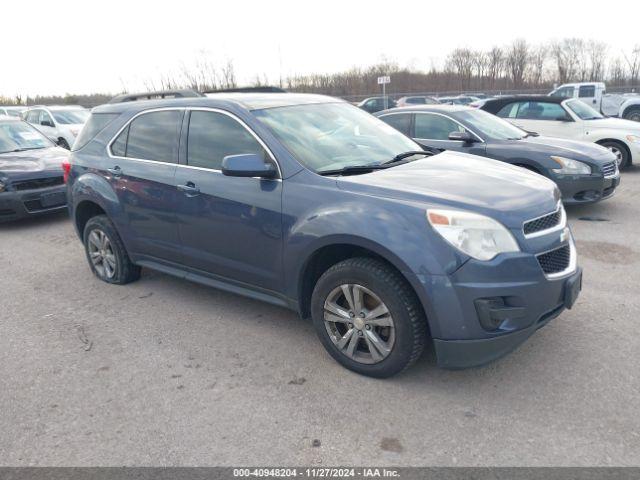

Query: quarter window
[579,85,596,98]
[111,110,182,163]
[380,113,412,136]
[187,110,267,170]
[414,113,465,140]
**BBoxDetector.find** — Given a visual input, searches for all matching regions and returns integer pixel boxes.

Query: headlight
[550,156,591,175]
[626,135,640,143]
[427,209,520,261]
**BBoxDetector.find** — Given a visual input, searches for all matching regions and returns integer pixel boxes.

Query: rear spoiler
[109,89,204,103]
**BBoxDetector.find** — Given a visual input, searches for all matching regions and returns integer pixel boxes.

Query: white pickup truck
[549,82,640,122]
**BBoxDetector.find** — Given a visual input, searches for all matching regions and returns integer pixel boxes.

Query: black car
[376,105,620,204]
[357,96,397,113]
[0,116,69,222]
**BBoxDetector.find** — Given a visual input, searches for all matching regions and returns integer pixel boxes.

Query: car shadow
[0,210,70,231]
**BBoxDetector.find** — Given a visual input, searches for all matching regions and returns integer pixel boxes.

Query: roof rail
[203,86,287,94]
[109,89,204,104]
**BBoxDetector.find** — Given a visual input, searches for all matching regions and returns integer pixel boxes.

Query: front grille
[523,209,561,236]
[537,244,571,275]
[14,176,64,191]
[601,161,617,178]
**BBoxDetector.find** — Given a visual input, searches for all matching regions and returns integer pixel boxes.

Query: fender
[619,98,640,119]
[69,171,123,237]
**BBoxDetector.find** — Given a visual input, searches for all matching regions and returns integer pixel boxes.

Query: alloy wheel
[606,145,624,166]
[323,284,395,364]
[87,229,117,279]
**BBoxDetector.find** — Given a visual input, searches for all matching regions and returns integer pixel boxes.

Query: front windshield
[565,100,604,120]
[253,103,421,173]
[52,109,90,125]
[456,109,527,140]
[0,121,51,153]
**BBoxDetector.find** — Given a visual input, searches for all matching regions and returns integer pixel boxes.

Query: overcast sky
[2,0,639,97]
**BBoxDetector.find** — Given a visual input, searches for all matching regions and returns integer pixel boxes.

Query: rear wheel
[598,140,630,169]
[311,257,427,378]
[83,215,141,284]
[622,106,640,123]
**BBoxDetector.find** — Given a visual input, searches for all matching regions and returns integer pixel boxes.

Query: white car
[481,95,640,168]
[23,105,90,149]
[0,106,27,118]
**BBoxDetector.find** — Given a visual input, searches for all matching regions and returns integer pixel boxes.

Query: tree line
[2,38,639,107]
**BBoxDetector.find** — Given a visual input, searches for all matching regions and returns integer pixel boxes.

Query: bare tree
[528,45,547,85]
[487,47,504,89]
[446,48,475,89]
[588,40,607,81]
[505,39,530,88]
[624,45,640,85]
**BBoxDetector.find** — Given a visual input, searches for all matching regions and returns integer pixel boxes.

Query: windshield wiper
[317,164,389,176]
[384,149,436,165]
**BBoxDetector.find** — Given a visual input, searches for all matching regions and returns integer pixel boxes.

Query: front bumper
[416,240,582,369]
[0,184,67,222]
[553,173,620,204]
[433,267,581,369]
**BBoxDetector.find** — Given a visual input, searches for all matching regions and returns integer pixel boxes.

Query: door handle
[177,182,200,196]
[107,166,122,177]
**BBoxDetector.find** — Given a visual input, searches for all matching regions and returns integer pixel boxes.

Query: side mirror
[222,154,278,179]
[555,116,572,122]
[448,131,476,143]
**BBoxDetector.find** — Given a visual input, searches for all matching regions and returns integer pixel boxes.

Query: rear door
[107,109,183,264]
[174,109,283,291]
[412,112,486,155]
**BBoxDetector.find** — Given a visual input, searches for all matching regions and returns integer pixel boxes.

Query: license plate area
[40,191,66,208]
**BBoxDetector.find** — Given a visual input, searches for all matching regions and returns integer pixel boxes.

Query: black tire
[83,215,141,284]
[311,257,427,378]
[58,138,70,150]
[598,140,630,169]
[622,106,640,123]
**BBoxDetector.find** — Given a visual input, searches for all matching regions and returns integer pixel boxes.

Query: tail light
[62,159,71,183]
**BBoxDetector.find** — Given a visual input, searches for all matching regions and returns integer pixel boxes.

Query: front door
[412,112,486,155]
[174,109,283,292]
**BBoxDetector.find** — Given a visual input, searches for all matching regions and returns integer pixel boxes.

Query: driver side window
[414,113,465,140]
[515,102,570,121]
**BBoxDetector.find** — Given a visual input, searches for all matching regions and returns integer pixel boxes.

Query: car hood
[584,117,640,133]
[0,147,69,182]
[336,151,559,229]
[517,135,616,164]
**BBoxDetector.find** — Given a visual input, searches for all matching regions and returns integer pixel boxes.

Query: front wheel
[311,257,427,378]
[623,107,640,123]
[599,140,630,169]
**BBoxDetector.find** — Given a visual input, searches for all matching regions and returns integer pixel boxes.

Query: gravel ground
[1,167,639,467]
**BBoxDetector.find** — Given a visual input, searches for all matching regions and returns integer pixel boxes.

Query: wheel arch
[296,238,434,338]
[595,138,632,165]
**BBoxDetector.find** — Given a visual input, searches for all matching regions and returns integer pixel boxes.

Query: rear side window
[496,103,520,118]
[72,113,118,151]
[379,113,412,136]
[406,97,426,105]
[111,110,182,162]
[186,110,267,170]
[515,102,569,121]
[414,113,465,140]
[579,85,596,98]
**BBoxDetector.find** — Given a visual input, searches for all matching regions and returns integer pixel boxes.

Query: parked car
[437,95,479,105]
[479,95,640,168]
[23,105,90,149]
[550,82,640,122]
[395,96,440,107]
[0,116,69,222]
[67,93,581,378]
[0,106,27,118]
[357,96,397,113]
[376,105,619,205]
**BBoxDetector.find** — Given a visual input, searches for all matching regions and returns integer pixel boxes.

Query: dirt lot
[1,167,639,466]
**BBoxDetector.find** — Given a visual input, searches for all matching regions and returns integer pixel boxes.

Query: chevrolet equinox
[66,93,582,377]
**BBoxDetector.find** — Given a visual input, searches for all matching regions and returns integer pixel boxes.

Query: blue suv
[67,93,582,377]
